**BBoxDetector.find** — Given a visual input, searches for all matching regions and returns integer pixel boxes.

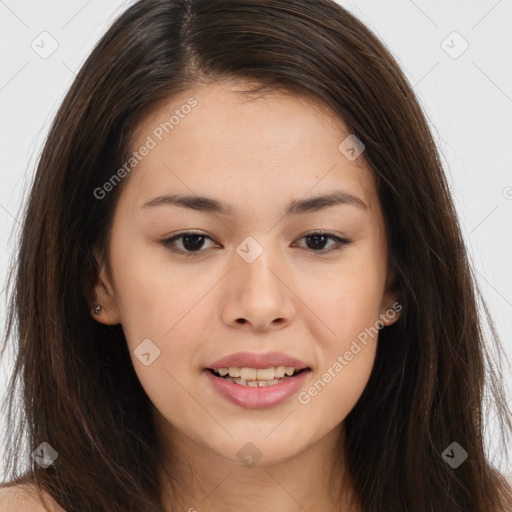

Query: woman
[1,0,511,511]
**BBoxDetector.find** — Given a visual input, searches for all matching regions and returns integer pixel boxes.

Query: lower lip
[204,369,311,409]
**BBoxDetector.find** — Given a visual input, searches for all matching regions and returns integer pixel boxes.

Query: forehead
[122,80,378,218]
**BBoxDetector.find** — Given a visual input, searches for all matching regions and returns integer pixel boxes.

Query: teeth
[240,367,257,380]
[227,367,240,378]
[256,367,274,380]
[275,366,286,378]
[213,365,306,386]
[220,366,300,380]
[229,377,286,387]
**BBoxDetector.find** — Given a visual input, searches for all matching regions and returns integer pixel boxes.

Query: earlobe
[89,303,120,326]
[380,266,402,327]
[379,296,402,327]
[89,249,121,326]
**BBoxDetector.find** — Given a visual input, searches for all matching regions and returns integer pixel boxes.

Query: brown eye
[161,231,352,257]
[161,232,218,256]
[295,232,352,253]
[178,234,206,252]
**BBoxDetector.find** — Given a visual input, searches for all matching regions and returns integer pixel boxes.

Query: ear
[379,266,402,328]
[90,248,121,326]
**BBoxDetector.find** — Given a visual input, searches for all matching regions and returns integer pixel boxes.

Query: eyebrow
[141,190,368,215]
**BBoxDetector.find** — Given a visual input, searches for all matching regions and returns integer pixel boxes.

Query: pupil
[306,234,327,250]
[183,234,204,251]
[182,235,328,252]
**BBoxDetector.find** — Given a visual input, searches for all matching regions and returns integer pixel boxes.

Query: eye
[160,231,352,256]
[293,231,352,253]
[161,231,217,256]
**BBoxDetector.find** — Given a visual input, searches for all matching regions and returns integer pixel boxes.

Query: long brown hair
[1,0,511,510]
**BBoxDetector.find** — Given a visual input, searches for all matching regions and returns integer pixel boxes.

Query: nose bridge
[225,234,295,326]
[234,234,280,287]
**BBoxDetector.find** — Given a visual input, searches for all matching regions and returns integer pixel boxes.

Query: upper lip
[207,351,310,371]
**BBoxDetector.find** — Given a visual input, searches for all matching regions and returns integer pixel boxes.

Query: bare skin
[92,79,400,512]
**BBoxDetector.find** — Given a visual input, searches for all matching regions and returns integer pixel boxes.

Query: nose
[220,241,296,332]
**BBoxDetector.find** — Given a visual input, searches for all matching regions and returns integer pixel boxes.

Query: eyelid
[160,230,352,256]
[162,230,217,257]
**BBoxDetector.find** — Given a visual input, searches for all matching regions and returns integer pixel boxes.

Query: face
[92,79,400,468]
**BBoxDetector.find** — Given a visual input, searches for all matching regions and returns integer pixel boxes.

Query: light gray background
[1,0,511,479]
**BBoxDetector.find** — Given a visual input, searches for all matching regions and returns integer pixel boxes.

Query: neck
[152,407,359,512]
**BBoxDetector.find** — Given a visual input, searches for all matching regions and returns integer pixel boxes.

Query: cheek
[294,255,383,422]
[109,232,201,343]
[298,342,378,433]
[297,331,378,429]
[302,252,386,346]
[109,257,209,406]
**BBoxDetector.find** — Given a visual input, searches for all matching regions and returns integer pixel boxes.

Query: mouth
[206,366,311,388]
[204,352,312,407]
[204,365,312,409]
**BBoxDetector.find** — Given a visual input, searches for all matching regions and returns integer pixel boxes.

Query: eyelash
[160,231,352,257]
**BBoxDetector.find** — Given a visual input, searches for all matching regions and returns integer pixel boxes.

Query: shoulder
[0,483,65,512]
